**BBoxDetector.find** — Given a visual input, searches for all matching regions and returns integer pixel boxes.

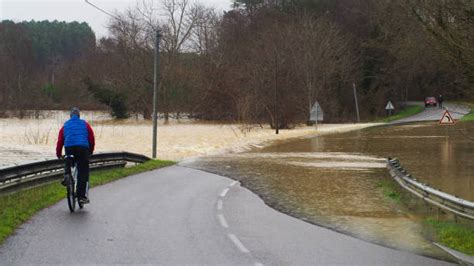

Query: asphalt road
[390,102,470,124]
[0,166,451,265]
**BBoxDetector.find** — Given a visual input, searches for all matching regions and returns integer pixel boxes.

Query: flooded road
[184,122,474,260]
[262,122,474,201]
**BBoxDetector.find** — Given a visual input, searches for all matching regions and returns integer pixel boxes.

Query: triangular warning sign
[439,110,455,125]
[385,101,394,110]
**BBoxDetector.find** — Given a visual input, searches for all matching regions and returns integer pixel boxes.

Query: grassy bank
[377,179,402,203]
[378,176,474,256]
[425,219,474,256]
[0,159,174,244]
[375,105,424,123]
[458,102,474,122]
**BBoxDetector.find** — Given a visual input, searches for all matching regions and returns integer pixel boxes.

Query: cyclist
[56,107,95,204]
[438,94,444,109]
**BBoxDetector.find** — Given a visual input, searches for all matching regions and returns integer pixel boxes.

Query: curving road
[0,166,451,265]
[390,102,470,124]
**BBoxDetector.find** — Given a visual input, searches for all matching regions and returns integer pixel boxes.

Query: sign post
[310,101,324,129]
[353,83,360,123]
[385,101,395,121]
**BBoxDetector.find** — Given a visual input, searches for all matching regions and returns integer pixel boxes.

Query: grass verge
[374,105,424,123]
[377,179,402,203]
[0,159,174,245]
[378,176,474,256]
[457,102,474,122]
[425,218,474,256]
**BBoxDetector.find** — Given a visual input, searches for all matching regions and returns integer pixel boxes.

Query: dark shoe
[61,177,70,186]
[78,197,90,204]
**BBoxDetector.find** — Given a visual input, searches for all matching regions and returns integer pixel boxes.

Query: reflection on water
[184,122,474,260]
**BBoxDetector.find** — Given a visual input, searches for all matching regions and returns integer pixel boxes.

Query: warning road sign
[440,110,455,125]
[385,101,395,110]
[310,101,324,122]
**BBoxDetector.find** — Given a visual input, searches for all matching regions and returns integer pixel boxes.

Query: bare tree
[132,0,204,122]
[289,14,356,121]
[105,8,153,118]
[190,6,220,54]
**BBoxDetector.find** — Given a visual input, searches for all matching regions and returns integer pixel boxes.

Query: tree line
[0,20,96,116]
[0,0,472,125]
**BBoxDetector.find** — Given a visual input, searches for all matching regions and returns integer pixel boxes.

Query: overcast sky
[0,0,233,37]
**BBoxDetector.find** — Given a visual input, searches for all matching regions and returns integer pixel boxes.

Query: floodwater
[184,122,474,260]
[0,148,54,169]
[261,122,474,201]
[0,110,377,167]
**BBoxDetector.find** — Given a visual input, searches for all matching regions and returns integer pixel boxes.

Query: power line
[84,0,121,21]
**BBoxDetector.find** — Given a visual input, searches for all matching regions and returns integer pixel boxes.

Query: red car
[425,97,438,107]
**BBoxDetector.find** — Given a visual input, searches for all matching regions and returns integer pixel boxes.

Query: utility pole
[274,55,279,135]
[352,82,360,123]
[152,30,161,158]
[85,0,161,158]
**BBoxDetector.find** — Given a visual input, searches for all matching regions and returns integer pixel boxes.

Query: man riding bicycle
[56,107,95,204]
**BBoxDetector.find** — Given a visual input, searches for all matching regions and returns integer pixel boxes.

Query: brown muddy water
[184,122,474,260]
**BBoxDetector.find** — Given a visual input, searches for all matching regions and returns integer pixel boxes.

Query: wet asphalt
[0,166,452,265]
[390,102,470,124]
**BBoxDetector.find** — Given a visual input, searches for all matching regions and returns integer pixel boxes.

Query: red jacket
[56,122,95,158]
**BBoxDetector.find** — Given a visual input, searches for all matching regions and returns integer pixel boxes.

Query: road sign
[310,101,324,122]
[385,101,395,110]
[440,110,455,125]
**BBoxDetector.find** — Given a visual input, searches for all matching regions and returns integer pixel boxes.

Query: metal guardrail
[0,152,150,191]
[387,157,474,220]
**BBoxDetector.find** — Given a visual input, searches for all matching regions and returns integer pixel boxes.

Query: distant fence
[0,152,150,191]
[387,158,474,220]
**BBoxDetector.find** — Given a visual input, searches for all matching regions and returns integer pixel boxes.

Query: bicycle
[63,155,87,212]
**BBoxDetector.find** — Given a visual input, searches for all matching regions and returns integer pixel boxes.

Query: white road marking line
[227,234,250,253]
[229,181,239,187]
[217,199,223,210]
[254,263,263,266]
[217,214,229,228]
[220,187,230,197]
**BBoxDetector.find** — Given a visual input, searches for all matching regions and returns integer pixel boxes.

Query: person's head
[70,107,80,118]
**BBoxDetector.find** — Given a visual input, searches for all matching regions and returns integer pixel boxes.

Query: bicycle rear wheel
[66,176,76,212]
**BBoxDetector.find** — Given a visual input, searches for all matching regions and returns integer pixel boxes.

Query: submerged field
[0,110,379,167]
